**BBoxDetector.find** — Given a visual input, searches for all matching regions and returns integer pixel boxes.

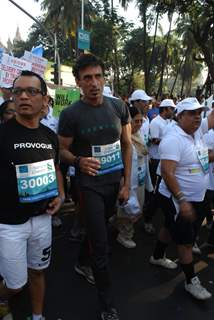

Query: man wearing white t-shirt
[150,97,214,300]
[149,99,176,185]
[143,99,175,234]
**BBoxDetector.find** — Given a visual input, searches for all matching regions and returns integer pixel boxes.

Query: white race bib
[92,140,123,175]
[196,146,209,174]
[16,159,58,203]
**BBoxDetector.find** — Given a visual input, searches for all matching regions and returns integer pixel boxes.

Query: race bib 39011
[16,159,58,203]
[92,140,123,175]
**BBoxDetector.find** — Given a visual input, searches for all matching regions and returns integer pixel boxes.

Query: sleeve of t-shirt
[58,107,76,137]
[120,100,131,126]
[150,119,160,139]
[201,118,208,134]
[159,136,181,162]
[111,98,130,126]
[204,130,214,149]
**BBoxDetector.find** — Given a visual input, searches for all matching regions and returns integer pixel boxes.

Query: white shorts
[0,214,52,289]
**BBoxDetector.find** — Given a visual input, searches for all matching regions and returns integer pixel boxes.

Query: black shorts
[158,193,207,245]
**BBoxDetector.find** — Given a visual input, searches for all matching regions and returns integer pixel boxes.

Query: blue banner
[78,29,90,50]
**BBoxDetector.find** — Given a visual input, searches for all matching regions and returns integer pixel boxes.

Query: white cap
[159,99,176,108]
[103,86,113,97]
[176,97,203,115]
[130,89,152,102]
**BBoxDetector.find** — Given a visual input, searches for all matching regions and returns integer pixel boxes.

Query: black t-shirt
[58,96,130,187]
[0,118,59,224]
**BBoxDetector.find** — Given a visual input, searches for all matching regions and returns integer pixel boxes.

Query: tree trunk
[157,10,174,98]
[147,9,160,92]
[170,50,187,96]
[142,5,149,91]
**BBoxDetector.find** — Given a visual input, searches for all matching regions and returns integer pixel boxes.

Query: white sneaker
[185,276,212,300]
[149,256,178,269]
[192,242,201,255]
[117,234,136,249]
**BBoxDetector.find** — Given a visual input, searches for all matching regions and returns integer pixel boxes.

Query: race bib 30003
[16,159,58,203]
[92,140,123,175]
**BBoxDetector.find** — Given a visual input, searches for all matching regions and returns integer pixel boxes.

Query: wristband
[177,196,186,204]
[73,156,82,169]
[175,191,184,200]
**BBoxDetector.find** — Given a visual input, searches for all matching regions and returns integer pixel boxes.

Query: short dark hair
[13,70,47,96]
[129,106,141,119]
[72,54,105,79]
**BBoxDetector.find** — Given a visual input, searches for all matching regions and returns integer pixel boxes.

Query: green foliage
[24,0,213,95]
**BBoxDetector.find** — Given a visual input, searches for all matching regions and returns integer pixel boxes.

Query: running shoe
[74,264,95,285]
[185,276,212,300]
[149,256,178,269]
[192,242,201,255]
[117,234,136,249]
[100,308,120,320]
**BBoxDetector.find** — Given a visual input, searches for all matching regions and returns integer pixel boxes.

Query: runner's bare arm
[46,165,65,215]
[161,159,195,221]
[118,123,132,203]
[58,135,100,175]
[58,135,76,165]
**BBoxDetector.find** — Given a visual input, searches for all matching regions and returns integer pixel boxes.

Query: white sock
[32,314,43,320]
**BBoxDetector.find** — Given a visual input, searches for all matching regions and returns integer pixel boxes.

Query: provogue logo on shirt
[14,142,53,150]
[92,140,123,175]
[15,159,58,203]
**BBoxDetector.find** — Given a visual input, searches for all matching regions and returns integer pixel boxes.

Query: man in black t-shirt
[58,54,132,320]
[0,70,64,320]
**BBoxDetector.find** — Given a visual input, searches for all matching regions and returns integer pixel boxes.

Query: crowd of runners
[0,53,213,320]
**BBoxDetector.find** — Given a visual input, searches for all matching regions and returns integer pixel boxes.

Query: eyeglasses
[12,87,44,97]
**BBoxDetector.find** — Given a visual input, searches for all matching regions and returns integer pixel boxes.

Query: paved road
[7,202,214,320]
[43,205,214,320]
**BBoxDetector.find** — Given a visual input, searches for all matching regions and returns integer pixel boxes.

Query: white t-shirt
[159,119,209,202]
[139,116,150,147]
[149,115,168,159]
[204,129,214,190]
[40,107,58,133]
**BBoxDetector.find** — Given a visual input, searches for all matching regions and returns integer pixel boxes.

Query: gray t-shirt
[58,96,130,186]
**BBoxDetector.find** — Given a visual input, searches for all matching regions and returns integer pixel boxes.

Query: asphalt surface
[43,204,214,320]
[9,202,214,320]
